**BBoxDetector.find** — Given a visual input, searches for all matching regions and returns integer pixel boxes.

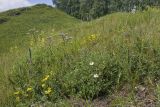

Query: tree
[53,0,160,21]
[53,0,109,20]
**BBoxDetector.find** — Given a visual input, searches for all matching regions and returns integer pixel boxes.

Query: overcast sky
[0,0,53,12]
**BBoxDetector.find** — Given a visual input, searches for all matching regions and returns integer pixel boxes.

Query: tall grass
[1,7,160,106]
[0,5,80,106]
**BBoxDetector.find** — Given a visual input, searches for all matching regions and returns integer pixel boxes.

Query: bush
[0,17,8,24]
[7,10,21,16]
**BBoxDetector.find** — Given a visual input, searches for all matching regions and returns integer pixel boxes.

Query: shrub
[0,17,8,24]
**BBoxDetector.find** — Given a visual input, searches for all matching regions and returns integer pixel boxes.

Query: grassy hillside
[0,4,80,106]
[1,6,160,106]
[0,4,80,54]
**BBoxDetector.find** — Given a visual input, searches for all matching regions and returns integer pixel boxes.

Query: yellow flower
[42,84,46,88]
[39,38,45,47]
[14,91,20,95]
[41,75,50,82]
[16,96,20,102]
[45,87,52,95]
[27,87,32,92]
[88,34,96,41]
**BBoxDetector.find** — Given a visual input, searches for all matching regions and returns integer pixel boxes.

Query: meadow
[1,5,160,107]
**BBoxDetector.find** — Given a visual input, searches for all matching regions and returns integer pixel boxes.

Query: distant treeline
[52,0,160,20]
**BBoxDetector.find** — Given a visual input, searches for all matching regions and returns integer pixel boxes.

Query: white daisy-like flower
[93,74,99,78]
[89,62,94,66]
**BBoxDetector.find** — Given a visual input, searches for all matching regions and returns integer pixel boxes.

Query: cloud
[0,0,33,12]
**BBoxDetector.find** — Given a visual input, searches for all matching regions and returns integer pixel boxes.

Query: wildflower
[14,91,20,95]
[89,34,96,41]
[16,96,20,102]
[45,87,52,95]
[89,62,94,66]
[93,74,99,78]
[40,38,45,47]
[27,87,32,92]
[42,84,46,88]
[41,75,49,82]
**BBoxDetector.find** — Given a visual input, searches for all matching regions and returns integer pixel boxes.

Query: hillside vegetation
[0,4,80,106]
[0,4,80,54]
[1,5,160,107]
[54,0,160,20]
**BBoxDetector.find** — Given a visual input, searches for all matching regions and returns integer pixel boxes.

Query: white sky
[0,0,33,12]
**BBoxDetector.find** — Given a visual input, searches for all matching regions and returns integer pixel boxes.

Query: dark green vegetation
[1,4,160,107]
[53,0,160,20]
[0,4,80,54]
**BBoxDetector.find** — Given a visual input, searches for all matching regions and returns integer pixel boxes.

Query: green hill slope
[0,4,80,54]
[6,7,160,106]
[1,6,160,106]
[0,4,80,106]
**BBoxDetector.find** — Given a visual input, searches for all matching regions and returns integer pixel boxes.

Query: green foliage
[54,0,109,20]
[2,5,160,106]
[54,0,160,20]
[108,0,160,12]
[0,4,80,106]
[0,4,80,54]
[8,8,160,106]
